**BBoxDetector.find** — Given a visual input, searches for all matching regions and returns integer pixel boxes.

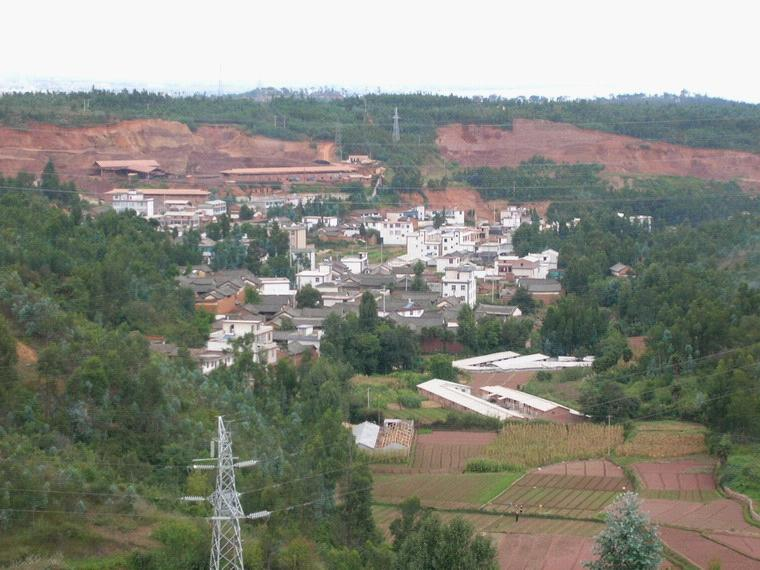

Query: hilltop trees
[586,492,662,570]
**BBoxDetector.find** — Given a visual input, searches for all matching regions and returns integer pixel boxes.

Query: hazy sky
[2,0,756,101]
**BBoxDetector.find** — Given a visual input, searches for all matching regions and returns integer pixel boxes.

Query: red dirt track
[437,119,760,187]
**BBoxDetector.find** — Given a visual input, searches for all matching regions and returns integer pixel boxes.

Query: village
[95,156,656,446]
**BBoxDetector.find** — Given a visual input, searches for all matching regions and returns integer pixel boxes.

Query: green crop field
[373,472,523,509]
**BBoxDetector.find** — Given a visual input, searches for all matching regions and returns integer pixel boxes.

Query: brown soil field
[538,460,624,478]
[661,527,760,570]
[416,430,497,445]
[373,431,496,474]
[0,120,334,194]
[467,370,537,392]
[497,533,596,570]
[708,532,760,559]
[634,459,716,493]
[643,498,760,534]
[437,119,760,187]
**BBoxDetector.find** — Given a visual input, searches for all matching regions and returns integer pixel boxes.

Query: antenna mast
[392,107,400,143]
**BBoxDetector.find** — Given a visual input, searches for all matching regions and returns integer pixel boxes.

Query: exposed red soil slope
[0,120,334,194]
[437,119,760,186]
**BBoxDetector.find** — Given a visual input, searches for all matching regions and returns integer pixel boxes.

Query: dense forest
[0,168,501,567]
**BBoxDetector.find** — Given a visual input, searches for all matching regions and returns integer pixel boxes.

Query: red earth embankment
[0,119,334,194]
[437,119,760,187]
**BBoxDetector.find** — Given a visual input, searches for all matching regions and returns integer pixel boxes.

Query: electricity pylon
[183,416,269,570]
[392,107,400,143]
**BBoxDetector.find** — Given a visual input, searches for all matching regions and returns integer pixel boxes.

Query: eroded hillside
[438,119,760,187]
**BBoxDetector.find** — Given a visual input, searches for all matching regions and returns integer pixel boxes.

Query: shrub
[464,458,520,473]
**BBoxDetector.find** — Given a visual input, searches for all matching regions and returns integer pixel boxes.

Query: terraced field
[635,458,720,501]
[372,430,496,474]
[486,460,628,518]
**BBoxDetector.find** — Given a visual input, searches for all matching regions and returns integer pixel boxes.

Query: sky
[2,0,757,102]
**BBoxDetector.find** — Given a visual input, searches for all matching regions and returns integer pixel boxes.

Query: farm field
[643,497,760,534]
[634,458,720,501]
[473,423,624,469]
[411,431,497,472]
[660,527,760,570]
[373,472,522,509]
[486,460,628,519]
[617,421,707,458]
[371,430,497,474]
[496,533,597,570]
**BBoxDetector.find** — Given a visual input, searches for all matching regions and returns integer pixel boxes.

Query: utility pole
[392,107,400,143]
[607,415,612,456]
[335,124,343,161]
[182,417,270,570]
[367,386,371,409]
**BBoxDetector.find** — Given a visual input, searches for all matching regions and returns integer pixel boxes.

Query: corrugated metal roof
[352,422,380,448]
[453,351,520,369]
[481,385,582,415]
[417,379,525,420]
[221,164,356,175]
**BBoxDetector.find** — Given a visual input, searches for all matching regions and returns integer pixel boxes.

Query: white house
[296,262,333,289]
[112,190,155,218]
[342,252,369,274]
[303,215,339,230]
[197,199,227,218]
[443,209,465,226]
[407,228,478,262]
[442,265,477,307]
[257,278,296,297]
[435,252,467,273]
[202,315,278,371]
[364,214,416,245]
[500,206,532,230]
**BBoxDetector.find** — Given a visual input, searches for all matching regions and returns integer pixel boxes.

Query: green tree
[433,211,446,229]
[296,284,323,308]
[394,509,497,570]
[457,304,478,353]
[585,492,662,570]
[239,204,254,220]
[511,287,537,314]
[0,315,18,387]
[411,261,427,291]
[359,291,378,331]
[427,354,456,380]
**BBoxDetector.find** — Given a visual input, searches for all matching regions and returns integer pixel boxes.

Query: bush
[429,411,502,431]
[397,391,423,409]
[464,458,520,473]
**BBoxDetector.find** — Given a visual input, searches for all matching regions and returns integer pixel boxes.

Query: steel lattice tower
[209,417,245,570]
[183,417,269,570]
[392,107,400,143]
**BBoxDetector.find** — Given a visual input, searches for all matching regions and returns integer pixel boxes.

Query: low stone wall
[723,485,760,522]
